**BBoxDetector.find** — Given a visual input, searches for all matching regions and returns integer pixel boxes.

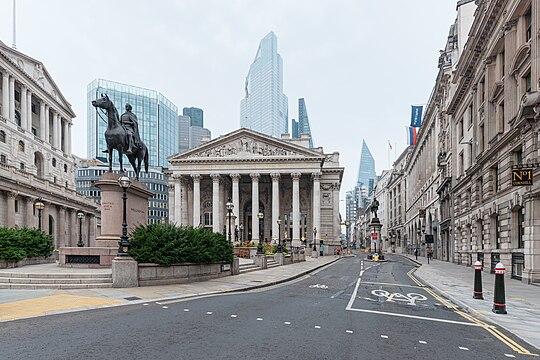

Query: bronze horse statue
[91,94,149,180]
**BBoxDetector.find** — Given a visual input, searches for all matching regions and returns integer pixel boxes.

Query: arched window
[63,164,68,172]
[0,130,5,142]
[18,141,25,152]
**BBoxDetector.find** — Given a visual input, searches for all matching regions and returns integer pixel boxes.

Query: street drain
[124,296,142,301]
[251,280,264,283]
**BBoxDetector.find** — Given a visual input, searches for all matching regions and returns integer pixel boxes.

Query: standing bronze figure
[91,94,149,180]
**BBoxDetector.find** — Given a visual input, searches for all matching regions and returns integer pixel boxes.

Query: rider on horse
[120,103,141,155]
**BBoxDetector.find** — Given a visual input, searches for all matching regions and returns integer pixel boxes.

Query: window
[0,154,6,164]
[515,148,523,166]
[491,165,499,192]
[517,207,525,249]
[459,152,464,177]
[498,102,504,134]
[525,9,532,42]
[495,214,500,249]
[204,212,213,226]
[20,162,25,170]
[52,158,56,167]
[459,119,464,140]
[64,164,68,172]
[14,199,19,213]
[0,130,5,142]
[18,141,25,152]
[479,124,485,152]
[477,177,483,201]
[15,110,21,126]
[14,90,20,102]
[524,71,532,93]
[479,78,485,103]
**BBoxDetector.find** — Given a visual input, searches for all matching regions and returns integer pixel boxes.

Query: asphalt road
[0,255,532,360]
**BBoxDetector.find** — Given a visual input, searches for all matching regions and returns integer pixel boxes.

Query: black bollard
[492,262,507,314]
[473,261,483,300]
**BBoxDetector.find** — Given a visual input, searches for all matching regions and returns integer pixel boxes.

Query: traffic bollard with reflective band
[492,262,507,314]
[473,261,484,300]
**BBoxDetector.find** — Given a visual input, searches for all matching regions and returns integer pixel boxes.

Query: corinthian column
[271,173,280,242]
[8,76,15,122]
[211,174,221,232]
[174,176,182,225]
[292,172,301,247]
[251,173,260,242]
[1,72,9,119]
[231,174,241,228]
[20,86,27,130]
[192,174,201,226]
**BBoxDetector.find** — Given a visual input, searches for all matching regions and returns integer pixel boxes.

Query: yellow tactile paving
[0,294,125,322]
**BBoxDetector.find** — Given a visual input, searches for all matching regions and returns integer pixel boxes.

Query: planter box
[138,262,231,286]
[0,256,55,269]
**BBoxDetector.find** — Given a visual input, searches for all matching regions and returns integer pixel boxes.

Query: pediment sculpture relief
[188,137,299,158]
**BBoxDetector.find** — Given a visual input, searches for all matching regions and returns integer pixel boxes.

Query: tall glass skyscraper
[357,140,376,196]
[297,98,314,148]
[87,79,178,168]
[240,31,288,138]
[183,107,204,127]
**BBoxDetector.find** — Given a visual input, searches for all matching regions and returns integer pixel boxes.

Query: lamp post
[312,227,318,258]
[345,220,351,253]
[416,228,421,256]
[34,198,44,230]
[118,176,132,257]
[239,223,244,243]
[257,210,264,254]
[226,198,234,244]
[76,211,85,247]
[277,218,282,253]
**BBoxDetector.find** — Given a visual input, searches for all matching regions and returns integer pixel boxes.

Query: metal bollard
[492,262,507,314]
[473,261,483,300]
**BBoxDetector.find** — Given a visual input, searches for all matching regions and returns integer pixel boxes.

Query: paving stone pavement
[400,254,540,351]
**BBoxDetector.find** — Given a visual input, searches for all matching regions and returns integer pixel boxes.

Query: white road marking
[284,322,291,325]
[459,347,469,351]
[330,290,345,299]
[346,330,354,334]
[345,307,480,326]
[231,315,237,318]
[419,341,427,344]
[309,284,329,289]
[162,306,169,309]
[371,289,427,305]
[314,326,321,329]
[381,335,388,339]
[257,318,263,321]
[184,309,190,312]
[155,302,162,305]
[347,278,362,310]
[360,281,424,289]
[504,354,516,358]
[142,303,149,306]
[206,312,213,315]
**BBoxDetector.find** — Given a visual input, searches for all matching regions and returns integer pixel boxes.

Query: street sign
[512,168,533,186]
[371,232,378,240]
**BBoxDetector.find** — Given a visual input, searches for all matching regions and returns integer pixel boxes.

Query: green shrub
[0,227,54,261]
[129,224,233,266]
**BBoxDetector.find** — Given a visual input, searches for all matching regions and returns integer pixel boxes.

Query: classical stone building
[0,40,99,248]
[448,0,540,283]
[167,129,344,254]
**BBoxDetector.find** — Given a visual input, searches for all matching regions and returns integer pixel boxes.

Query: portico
[168,129,343,253]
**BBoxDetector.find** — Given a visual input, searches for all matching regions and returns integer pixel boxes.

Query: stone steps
[0,271,113,289]
[238,263,259,274]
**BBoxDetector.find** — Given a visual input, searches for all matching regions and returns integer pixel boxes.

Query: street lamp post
[277,218,282,253]
[34,198,44,230]
[239,223,244,243]
[257,210,264,254]
[345,220,351,253]
[77,211,85,247]
[226,198,234,244]
[118,176,132,257]
[312,227,318,258]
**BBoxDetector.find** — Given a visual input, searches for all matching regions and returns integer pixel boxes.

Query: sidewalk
[0,256,339,322]
[401,254,540,351]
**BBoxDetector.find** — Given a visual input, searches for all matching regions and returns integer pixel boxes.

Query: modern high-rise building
[294,98,314,148]
[178,112,211,154]
[291,119,299,139]
[240,31,288,138]
[183,107,203,127]
[357,140,376,196]
[87,79,179,168]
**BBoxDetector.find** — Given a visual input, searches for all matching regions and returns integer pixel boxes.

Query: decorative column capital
[291,172,301,181]
[250,173,260,181]
[7,191,17,199]
[210,173,221,182]
[191,174,201,182]
[503,19,518,32]
[230,173,241,182]
[311,172,321,181]
[270,173,281,181]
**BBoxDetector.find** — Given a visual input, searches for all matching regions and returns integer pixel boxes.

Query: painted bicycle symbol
[309,284,328,289]
[371,289,427,306]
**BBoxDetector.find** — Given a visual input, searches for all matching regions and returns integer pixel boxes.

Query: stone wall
[138,262,231,286]
[0,256,55,269]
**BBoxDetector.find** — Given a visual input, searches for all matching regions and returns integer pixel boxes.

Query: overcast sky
[0,0,458,205]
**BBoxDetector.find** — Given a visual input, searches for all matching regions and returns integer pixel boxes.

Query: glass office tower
[183,107,204,127]
[240,31,288,138]
[357,140,376,196]
[87,79,178,168]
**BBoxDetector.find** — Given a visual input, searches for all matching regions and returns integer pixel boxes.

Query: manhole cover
[124,296,142,301]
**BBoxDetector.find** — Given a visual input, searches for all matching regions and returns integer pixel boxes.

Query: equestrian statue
[91,94,149,180]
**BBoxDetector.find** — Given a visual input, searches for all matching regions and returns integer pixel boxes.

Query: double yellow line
[407,267,538,356]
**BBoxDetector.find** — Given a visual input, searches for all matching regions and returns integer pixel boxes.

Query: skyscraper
[87,79,178,168]
[297,98,314,148]
[240,31,288,138]
[183,107,203,127]
[357,140,376,196]
[291,119,299,139]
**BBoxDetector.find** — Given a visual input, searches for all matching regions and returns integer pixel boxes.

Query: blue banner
[410,105,423,127]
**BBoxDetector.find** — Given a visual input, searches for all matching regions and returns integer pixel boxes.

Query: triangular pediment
[0,41,75,117]
[169,128,324,163]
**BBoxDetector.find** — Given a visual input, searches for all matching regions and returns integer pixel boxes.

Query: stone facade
[0,40,99,248]
[167,128,344,254]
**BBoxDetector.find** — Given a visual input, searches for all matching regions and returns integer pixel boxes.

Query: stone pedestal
[59,173,153,267]
[112,256,138,288]
[231,257,240,275]
[274,252,284,265]
[369,218,383,261]
[254,254,267,269]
